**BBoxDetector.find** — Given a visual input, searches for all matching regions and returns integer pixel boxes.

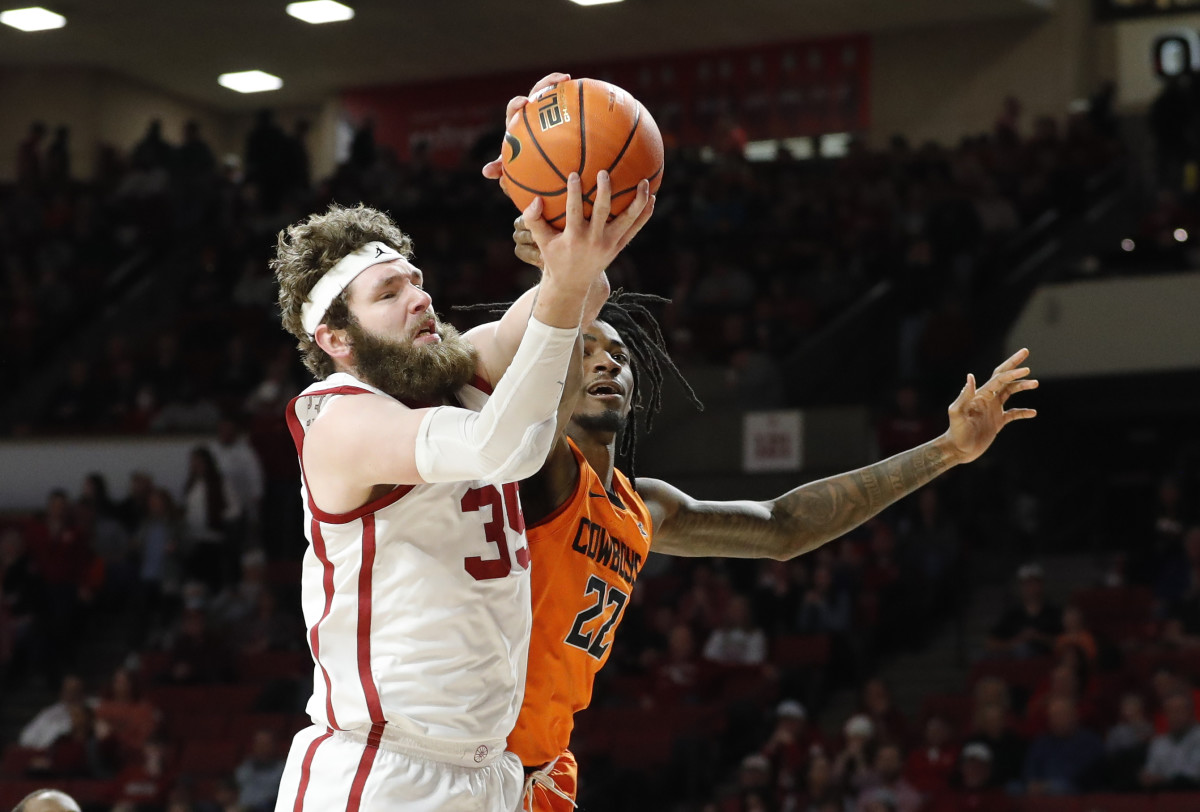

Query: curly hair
[272,204,414,379]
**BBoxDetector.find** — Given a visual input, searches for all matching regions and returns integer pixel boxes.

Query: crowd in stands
[0,90,1167,812]
[3,92,1123,443]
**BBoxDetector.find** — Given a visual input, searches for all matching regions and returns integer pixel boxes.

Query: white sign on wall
[742,410,804,473]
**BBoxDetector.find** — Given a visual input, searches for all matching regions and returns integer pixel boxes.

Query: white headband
[300,241,404,336]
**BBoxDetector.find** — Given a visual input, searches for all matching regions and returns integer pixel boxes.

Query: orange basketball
[499,78,664,228]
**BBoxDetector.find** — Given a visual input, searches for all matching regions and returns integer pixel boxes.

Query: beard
[347,315,479,404]
[573,407,628,435]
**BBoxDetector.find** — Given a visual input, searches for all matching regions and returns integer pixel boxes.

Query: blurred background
[2,1,1200,810]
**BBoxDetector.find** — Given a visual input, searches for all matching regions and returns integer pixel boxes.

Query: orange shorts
[524,747,579,812]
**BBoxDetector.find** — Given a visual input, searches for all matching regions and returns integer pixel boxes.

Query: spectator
[93,666,160,759]
[860,678,911,747]
[797,563,851,634]
[1022,696,1103,795]
[75,496,133,602]
[164,608,234,684]
[1054,605,1097,664]
[236,589,301,655]
[34,703,116,778]
[704,595,768,666]
[113,739,173,808]
[796,751,843,811]
[833,714,877,794]
[927,743,1013,812]
[118,471,155,534]
[1141,691,1200,790]
[904,716,957,796]
[761,699,824,779]
[210,415,265,531]
[211,548,268,629]
[1106,692,1154,791]
[855,742,922,812]
[964,701,1026,789]
[1,526,40,674]
[19,675,92,749]
[234,729,287,812]
[181,445,239,592]
[654,624,708,704]
[17,121,47,185]
[986,563,1062,658]
[131,487,182,644]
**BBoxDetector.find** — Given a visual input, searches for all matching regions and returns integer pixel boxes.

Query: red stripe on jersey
[286,389,415,524]
[357,515,386,726]
[292,728,332,812]
[345,734,380,812]
[471,374,494,395]
[310,520,340,730]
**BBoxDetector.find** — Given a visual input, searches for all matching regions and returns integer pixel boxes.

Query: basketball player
[269,80,655,811]
[501,228,1037,810]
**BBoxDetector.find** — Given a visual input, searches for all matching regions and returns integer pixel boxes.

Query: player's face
[345,259,436,344]
[342,259,478,402]
[573,319,634,434]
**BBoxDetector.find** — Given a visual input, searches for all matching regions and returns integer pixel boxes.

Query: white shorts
[275,725,525,812]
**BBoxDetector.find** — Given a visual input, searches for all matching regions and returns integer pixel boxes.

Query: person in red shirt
[927,743,1014,812]
[905,715,958,796]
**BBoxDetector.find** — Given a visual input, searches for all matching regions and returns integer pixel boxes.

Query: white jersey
[285,372,532,759]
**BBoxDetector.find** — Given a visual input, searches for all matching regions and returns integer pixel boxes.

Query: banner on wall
[1095,0,1200,21]
[340,35,870,167]
[743,410,804,474]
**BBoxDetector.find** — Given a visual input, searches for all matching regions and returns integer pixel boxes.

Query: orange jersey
[508,439,653,767]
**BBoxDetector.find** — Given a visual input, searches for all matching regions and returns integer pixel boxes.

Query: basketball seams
[522,96,569,185]
[502,168,567,198]
[577,80,587,177]
[583,101,643,202]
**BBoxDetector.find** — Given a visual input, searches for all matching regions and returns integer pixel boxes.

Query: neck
[568,427,618,492]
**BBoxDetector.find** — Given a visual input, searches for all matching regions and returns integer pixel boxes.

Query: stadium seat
[969,657,1055,695]
[165,711,229,741]
[771,634,831,668]
[240,650,311,683]
[0,745,38,778]
[1077,793,1156,812]
[179,739,242,776]
[1154,793,1200,812]
[921,692,974,732]
[1015,797,1082,812]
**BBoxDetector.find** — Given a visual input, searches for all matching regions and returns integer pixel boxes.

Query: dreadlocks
[455,290,703,480]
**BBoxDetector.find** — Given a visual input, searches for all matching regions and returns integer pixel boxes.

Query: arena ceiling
[0,0,1050,110]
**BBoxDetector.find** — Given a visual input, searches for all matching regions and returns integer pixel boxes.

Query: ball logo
[504,132,522,162]
[537,94,570,132]
[474,745,489,763]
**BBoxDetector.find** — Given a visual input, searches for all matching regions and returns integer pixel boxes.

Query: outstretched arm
[641,350,1037,559]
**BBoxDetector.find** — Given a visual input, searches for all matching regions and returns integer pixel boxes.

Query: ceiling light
[0,6,66,31]
[568,0,624,5]
[287,0,354,23]
[218,70,283,94]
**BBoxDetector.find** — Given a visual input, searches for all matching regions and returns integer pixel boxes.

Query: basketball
[499,78,664,227]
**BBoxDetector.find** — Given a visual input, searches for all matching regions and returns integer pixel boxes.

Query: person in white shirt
[702,594,768,665]
[18,675,90,750]
[1141,691,1200,790]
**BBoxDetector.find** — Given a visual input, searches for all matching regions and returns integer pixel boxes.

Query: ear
[314,323,353,364]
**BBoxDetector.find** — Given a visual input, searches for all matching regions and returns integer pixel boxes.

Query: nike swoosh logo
[504,132,522,162]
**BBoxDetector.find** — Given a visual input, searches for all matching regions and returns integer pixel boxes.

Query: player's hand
[482,72,571,180]
[513,215,542,269]
[522,169,654,290]
[944,348,1038,465]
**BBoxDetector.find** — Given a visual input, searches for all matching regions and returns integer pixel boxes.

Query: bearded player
[498,227,1038,810]
[269,74,655,811]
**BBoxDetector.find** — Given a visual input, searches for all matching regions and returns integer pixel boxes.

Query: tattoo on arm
[654,440,955,560]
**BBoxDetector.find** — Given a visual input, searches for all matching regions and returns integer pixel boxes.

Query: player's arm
[639,351,1038,559]
[305,169,653,495]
